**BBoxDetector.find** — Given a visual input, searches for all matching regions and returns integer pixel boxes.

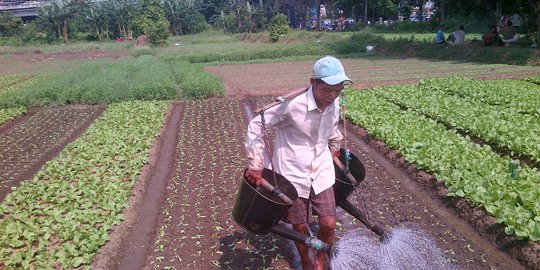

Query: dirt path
[0,105,105,203]
[0,50,129,76]
[206,58,540,98]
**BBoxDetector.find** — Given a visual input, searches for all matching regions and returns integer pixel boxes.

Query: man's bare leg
[293,223,313,270]
[313,216,336,270]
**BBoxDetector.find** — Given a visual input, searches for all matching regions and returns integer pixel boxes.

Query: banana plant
[37,0,76,42]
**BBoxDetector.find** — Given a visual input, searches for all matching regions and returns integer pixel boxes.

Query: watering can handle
[259,178,294,205]
[333,156,358,185]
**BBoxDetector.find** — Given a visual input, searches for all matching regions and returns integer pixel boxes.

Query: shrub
[146,20,170,45]
[131,45,153,57]
[268,13,290,42]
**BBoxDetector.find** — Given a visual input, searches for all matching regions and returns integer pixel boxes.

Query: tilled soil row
[142,99,294,269]
[0,105,106,202]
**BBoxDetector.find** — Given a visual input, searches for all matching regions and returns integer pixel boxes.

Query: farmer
[447,26,465,45]
[435,24,446,44]
[482,26,503,46]
[501,21,519,47]
[244,56,351,270]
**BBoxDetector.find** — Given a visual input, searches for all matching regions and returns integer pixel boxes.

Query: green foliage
[0,56,178,107]
[130,0,169,44]
[174,43,330,63]
[147,19,170,45]
[376,77,540,161]
[166,59,222,99]
[0,13,47,46]
[371,21,436,33]
[0,55,225,108]
[131,45,154,57]
[0,107,26,125]
[0,13,23,36]
[334,32,385,54]
[523,74,540,85]
[346,83,540,241]
[37,0,76,42]
[370,34,540,65]
[268,13,290,42]
[164,0,208,35]
[0,100,169,268]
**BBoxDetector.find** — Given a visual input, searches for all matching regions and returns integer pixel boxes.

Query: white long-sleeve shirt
[245,86,343,198]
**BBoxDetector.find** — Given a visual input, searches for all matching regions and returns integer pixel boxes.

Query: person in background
[435,25,446,44]
[447,26,465,45]
[482,26,503,46]
[245,56,351,270]
[501,21,519,47]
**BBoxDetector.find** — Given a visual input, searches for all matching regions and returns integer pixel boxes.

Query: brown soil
[0,105,105,203]
[0,50,129,76]
[9,50,129,62]
[205,58,540,98]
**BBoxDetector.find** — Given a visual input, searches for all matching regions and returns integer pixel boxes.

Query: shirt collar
[307,86,319,112]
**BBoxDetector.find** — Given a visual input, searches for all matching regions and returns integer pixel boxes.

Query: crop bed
[0,105,105,202]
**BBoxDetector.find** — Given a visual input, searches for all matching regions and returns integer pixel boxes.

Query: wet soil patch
[0,105,106,202]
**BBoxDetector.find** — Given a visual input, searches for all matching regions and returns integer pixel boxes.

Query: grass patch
[130,46,154,57]
[0,40,132,55]
[365,33,540,65]
[0,55,223,108]
[379,33,483,43]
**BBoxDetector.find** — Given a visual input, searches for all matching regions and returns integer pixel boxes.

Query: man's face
[311,78,344,110]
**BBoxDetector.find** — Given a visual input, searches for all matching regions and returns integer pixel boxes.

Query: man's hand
[331,149,341,159]
[244,169,263,186]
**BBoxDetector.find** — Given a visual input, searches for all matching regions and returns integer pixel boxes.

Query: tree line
[0,0,538,45]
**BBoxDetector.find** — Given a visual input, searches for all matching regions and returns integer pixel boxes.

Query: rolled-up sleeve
[328,124,343,152]
[328,103,343,152]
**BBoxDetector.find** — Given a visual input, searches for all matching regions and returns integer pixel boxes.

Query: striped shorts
[284,187,336,225]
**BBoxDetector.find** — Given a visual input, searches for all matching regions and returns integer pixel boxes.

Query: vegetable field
[0,55,539,270]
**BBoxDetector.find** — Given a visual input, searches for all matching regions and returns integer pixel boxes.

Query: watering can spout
[339,199,387,238]
[269,225,333,253]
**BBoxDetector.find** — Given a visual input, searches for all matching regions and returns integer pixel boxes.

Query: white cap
[312,56,352,85]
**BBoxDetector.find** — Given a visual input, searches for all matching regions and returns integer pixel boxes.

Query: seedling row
[345,88,539,241]
[373,78,540,162]
[0,101,168,268]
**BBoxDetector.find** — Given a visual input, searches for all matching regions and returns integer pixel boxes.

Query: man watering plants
[244,56,351,270]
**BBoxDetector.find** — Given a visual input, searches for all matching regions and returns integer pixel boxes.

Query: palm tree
[163,0,202,35]
[104,0,132,38]
[85,2,110,41]
[38,0,75,42]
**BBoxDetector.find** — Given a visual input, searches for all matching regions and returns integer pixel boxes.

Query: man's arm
[328,108,343,158]
[244,104,288,185]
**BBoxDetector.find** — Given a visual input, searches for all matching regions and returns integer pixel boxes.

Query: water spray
[330,149,454,270]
